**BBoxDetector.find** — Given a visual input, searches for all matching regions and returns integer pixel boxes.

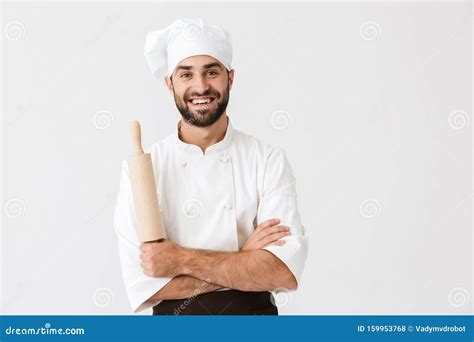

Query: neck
[179,114,229,153]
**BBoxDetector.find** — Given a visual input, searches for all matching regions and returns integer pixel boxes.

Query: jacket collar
[173,116,234,157]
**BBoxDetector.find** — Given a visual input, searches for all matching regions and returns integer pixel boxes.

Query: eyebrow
[202,62,224,70]
[175,62,224,72]
[175,65,192,71]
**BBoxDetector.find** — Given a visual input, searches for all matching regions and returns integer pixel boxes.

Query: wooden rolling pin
[127,120,164,242]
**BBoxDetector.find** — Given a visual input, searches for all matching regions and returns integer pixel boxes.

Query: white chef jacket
[113,118,308,313]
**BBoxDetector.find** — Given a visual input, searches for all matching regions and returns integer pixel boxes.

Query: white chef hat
[144,18,233,79]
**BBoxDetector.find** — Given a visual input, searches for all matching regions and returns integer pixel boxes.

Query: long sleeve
[113,160,172,313]
[259,147,309,286]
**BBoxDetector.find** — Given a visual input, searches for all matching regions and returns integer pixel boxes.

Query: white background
[1,1,472,315]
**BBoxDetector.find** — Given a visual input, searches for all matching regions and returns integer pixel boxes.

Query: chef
[113,18,309,315]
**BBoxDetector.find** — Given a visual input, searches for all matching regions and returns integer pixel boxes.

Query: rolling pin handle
[130,120,145,155]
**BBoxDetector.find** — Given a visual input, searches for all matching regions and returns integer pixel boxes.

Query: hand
[139,239,184,278]
[240,218,291,251]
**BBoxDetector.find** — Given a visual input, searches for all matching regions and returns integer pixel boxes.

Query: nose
[190,74,211,95]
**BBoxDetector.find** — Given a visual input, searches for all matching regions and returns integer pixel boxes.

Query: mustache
[185,90,221,101]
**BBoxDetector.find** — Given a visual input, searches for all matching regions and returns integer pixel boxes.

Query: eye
[180,73,191,79]
[206,70,218,77]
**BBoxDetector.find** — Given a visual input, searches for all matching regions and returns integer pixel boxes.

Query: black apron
[153,289,278,315]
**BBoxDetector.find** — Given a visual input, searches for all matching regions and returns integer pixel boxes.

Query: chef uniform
[113,18,309,314]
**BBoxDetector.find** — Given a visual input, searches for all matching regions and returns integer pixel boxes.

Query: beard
[173,83,230,128]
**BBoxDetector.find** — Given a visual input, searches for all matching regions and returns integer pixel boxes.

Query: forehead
[174,55,224,71]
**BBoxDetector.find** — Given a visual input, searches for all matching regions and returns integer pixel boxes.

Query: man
[114,18,308,315]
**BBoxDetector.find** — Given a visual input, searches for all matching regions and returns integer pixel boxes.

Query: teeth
[191,98,212,105]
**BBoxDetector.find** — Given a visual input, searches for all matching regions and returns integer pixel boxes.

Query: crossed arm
[141,218,297,301]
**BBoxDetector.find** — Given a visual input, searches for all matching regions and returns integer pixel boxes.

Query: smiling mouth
[188,96,216,108]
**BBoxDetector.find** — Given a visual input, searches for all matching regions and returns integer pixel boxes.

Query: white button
[225,203,233,210]
[221,156,230,163]
[181,161,187,167]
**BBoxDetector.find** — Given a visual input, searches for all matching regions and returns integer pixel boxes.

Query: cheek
[211,80,228,95]
[175,88,187,102]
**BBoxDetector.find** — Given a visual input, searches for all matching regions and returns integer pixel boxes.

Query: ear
[164,76,174,95]
[228,69,235,91]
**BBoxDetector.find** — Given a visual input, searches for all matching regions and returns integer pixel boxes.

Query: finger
[139,252,150,262]
[268,239,286,247]
[253,225,289,243]
[255,225,290,241]
[243,219,283,250]
[259,231,291,247]
[255,218,281,232]
[140,242,154,252]
[257,225,290,240]
[140,241,159,252]
[253,236,285,249]
[249,225,285,245]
